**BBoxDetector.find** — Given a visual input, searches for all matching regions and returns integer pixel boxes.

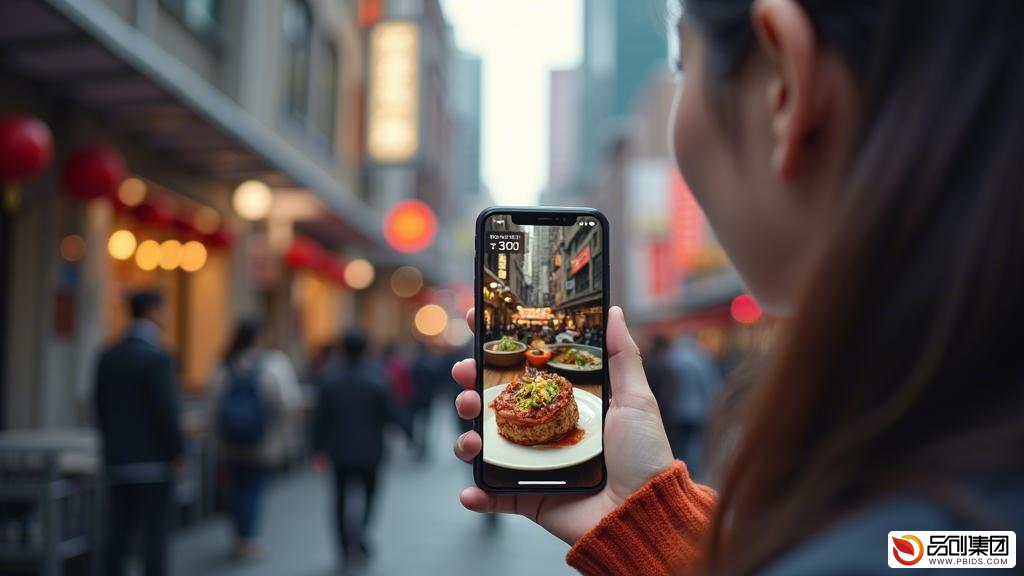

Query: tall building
[451,52,483,199]
[578,0,667,182]
[547,68,580,199]
[359,0,458,334]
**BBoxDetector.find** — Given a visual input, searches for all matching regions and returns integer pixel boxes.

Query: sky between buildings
[442,0,584,206]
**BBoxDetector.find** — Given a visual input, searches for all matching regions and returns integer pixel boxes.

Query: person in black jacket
[313,330,410,567]
[94,291,184,576]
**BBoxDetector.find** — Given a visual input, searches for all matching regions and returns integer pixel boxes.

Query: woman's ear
[752,0,817,183]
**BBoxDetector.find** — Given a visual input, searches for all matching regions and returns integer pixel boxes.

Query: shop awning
[0,0,384,249]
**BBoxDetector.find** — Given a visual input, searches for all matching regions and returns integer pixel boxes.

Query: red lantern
[205,226,235,249]
[284,237,323,270]
[62,147,125,202]
[383,199,437,253]
[321,257,348,285]
[0,115,53,212]
[173,212,199,236]
[133,196,175,227]
[0,115,53,181]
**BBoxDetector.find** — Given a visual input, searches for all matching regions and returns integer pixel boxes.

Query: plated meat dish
[553,347,602,368]
[491,368,579,445]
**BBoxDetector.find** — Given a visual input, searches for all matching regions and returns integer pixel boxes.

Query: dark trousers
[410,402,432,457]
[331,465,379,557]
[103,482,172,576]
[226,462,267,541]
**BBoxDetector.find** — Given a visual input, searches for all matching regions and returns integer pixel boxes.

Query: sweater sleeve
[566,461,717,576]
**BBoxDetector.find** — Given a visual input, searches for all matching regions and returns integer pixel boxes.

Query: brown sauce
[542,427,585,448]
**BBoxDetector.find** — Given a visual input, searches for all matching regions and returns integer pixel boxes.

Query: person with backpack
[208,318,302,560]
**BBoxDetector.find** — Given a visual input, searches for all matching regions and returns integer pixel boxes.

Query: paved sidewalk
[171,402,575,576]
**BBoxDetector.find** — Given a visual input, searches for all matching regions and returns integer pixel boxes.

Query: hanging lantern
[284,237,323,270]
[205,226,235,249]
[173,212,199,236]
[62,147,125,202]
[133,196,175,227]
[0,114,53,212]
[321,256,348,285]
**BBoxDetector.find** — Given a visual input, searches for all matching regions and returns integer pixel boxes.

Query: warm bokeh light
[180,241,208,272]
[344,259,376,290]
[135,239,160,271]
[232,179,273,221]
[731,294,763,325]
[390,266,423,298]
[107,229,137,261]
[383,200,437,253]
[60,235,86,262]
[443,316,472,346]
[117,177,146,207]
[158,239,183,271]
[414,304,448,337]
[193,206,221,235]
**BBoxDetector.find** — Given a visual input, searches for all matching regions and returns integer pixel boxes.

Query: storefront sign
[367,21,421,164]
[570,245,591,276]
[518,307,553,321]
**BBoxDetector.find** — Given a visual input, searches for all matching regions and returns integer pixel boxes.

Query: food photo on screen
[479,215,605,476]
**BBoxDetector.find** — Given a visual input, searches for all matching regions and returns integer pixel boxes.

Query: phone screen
[478,212,606,490]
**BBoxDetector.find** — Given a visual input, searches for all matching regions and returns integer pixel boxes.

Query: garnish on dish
[490,335,522,352]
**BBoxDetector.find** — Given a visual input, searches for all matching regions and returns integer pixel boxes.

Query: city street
[172,400,573,576]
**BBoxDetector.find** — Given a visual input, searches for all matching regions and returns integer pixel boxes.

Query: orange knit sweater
[566,462,718,575]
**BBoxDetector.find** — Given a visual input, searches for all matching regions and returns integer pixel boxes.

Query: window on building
[283,0,313,122]
[312,37,339,148]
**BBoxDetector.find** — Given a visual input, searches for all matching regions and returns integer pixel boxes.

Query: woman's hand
[453,306,675,545]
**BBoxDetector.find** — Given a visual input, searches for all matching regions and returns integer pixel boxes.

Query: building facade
[0,0,442,429]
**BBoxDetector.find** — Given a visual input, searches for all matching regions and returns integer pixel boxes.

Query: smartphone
[474,207,609,493]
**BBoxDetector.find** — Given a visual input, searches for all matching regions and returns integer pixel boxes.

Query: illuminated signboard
[367,21,420,163]
[570,245,591,276]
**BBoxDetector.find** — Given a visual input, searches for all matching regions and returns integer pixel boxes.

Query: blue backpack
[217,360,268,446]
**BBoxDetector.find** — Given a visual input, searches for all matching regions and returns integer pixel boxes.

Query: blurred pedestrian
[314,331,411,567]
[666,334,721,479]
[94,290,183,576]
[208,318,302,560]
[644,334,676,430]
[409,342,443,460]
[381,343,412,407]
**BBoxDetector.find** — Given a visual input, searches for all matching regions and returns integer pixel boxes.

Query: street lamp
[232,179,273,221]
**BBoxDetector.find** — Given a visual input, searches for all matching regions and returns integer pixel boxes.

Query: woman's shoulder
[761,479,1024,575]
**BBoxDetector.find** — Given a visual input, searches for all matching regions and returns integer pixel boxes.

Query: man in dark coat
[314,330,410,566]
[94,291,183,576]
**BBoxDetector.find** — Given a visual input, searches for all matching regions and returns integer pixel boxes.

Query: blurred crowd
[93,289,467,575]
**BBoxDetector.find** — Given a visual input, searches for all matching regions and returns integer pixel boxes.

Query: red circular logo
[892,534,924,566]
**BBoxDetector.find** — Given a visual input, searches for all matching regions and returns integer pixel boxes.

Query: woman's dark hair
[225,318,263,365]
[683,0,1024,573]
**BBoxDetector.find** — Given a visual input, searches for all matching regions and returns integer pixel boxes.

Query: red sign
[570,245,591,276]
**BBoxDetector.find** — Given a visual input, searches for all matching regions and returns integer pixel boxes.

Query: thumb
[606,306,655,405]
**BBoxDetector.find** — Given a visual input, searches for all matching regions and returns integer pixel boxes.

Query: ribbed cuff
[566,461,717,576]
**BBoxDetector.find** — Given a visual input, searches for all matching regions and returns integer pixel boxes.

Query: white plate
[546,344,604,372]
[482,384,603,471]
